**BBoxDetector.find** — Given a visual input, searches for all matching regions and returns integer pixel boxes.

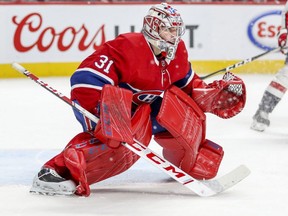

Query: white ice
[0,73,288,216]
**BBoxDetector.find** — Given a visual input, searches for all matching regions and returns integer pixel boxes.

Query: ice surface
[1,74,288,216]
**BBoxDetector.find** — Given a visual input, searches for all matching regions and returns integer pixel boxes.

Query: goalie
[31,3,246,196]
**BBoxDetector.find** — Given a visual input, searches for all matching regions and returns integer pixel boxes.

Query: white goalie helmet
[142,3,185,60]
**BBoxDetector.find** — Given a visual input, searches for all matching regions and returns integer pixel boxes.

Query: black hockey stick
[200,47,281,80]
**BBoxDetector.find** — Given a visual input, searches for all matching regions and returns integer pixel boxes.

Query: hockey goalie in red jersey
[31,3,246,196]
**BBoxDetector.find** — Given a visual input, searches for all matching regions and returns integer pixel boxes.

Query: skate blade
[30,184,76,196]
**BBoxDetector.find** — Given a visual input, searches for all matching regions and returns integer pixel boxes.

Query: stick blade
[201,164,251,195]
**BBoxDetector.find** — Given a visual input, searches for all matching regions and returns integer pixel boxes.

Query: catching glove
[193,72,246,119]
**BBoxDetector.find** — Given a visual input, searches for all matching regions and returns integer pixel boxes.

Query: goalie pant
[42,85,225,196]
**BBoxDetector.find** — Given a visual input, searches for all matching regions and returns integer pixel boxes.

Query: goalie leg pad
[63,148,89,196]
[154,131,185,166]
[131,104,152,145]
[189,139,224,180]
[95,99,152,148]
[96,84,134,148]
[44,131,140,196]
[155,86,206,172]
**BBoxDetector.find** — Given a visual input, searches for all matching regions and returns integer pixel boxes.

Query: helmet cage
[143,3,185,60]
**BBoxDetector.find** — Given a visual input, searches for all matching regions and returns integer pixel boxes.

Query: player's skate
[30,167,76,196]
[250,110,270,132]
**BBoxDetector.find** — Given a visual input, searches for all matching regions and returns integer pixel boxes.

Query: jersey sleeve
[175,63,208,96]
[70,36,130,131]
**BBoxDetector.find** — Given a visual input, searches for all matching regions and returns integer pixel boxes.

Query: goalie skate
[30,167,76,196]
[251,110,270,132]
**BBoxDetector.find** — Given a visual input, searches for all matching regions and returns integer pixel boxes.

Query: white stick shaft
[200,47,281,79]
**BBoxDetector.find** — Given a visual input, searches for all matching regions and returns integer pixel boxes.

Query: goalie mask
[142,3,185,60]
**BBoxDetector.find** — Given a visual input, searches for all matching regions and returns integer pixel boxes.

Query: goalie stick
[12,62,250,197]
[201,46,281,80]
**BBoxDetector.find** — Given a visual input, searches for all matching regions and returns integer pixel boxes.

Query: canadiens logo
[247,10,281,50]
[132,90,162,105]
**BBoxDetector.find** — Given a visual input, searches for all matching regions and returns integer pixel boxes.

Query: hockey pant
[154,85,224,180]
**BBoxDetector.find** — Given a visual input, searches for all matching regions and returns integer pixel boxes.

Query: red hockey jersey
[70,32,204,130]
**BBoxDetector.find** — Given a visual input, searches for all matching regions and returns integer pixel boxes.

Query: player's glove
[210,72,246,118]
[277,28,288,54]
[193,72,246,119]
[223,72,243,96]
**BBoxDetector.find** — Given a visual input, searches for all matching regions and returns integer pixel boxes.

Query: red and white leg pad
[45,131,140,196]
[154,134,224,180]
[190,139,224,180]
[155,85,224,179]
[42,87,153,196]
[155,86,206,172]
[63,147,89,196]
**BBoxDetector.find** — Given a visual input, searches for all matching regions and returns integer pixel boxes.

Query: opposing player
[251,2,288,132]
[31,3,246,196]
